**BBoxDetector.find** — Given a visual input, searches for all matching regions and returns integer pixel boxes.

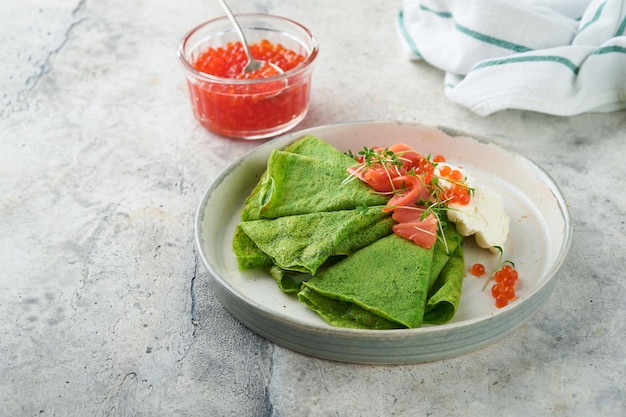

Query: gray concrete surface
[1,0,625,416]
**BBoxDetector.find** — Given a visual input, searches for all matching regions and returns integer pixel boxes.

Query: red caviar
[187,40,311,138]
[193,40,304,79]
[470,263,486,277]
[490,263,519,308]
[439,165,452,177]
[438,166,471,206]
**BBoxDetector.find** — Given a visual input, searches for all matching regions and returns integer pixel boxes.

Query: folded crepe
[298,224,464,329]
[235,207,395,275]
[424,244,464,324]
[241,136,388,221]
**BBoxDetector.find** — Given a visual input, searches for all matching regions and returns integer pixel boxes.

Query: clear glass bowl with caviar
[178,14,319,140]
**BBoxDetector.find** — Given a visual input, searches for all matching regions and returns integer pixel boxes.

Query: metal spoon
[218,0,283,74]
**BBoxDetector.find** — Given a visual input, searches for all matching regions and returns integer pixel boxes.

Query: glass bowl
[178,14,319,140]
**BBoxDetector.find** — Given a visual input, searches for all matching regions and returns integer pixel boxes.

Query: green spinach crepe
[232,135,467,329]
[241,135,388,221]
[298,225,464,329]
[236,207,394,275]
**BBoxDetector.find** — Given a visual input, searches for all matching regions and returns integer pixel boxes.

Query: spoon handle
[217,0,255,61]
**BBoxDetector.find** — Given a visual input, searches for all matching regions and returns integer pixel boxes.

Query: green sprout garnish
[481,246,516,291]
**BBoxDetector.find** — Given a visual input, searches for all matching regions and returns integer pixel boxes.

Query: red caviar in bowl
[186,40,310,138]
[193,40,304,79]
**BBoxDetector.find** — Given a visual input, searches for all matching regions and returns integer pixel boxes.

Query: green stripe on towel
[579,1,606,33]
[418,4,452,18]
[473,45,625,76]
[397,9,423,59]
[616,15,626,36]
[473,55,580,75]
[593,45,626,56]
[419,4,532,53]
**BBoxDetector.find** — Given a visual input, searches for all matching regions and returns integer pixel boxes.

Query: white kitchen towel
[397,0,626,116]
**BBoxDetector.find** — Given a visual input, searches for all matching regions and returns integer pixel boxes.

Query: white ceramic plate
[195,121,572,364]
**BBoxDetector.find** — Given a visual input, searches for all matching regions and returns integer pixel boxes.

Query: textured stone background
[1,0,625,416]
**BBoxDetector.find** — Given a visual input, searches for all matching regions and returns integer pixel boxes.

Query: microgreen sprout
[342,147,405,190]
[481,246,516,291]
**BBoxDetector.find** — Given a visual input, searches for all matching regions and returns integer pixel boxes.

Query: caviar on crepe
[345,145,474,249]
